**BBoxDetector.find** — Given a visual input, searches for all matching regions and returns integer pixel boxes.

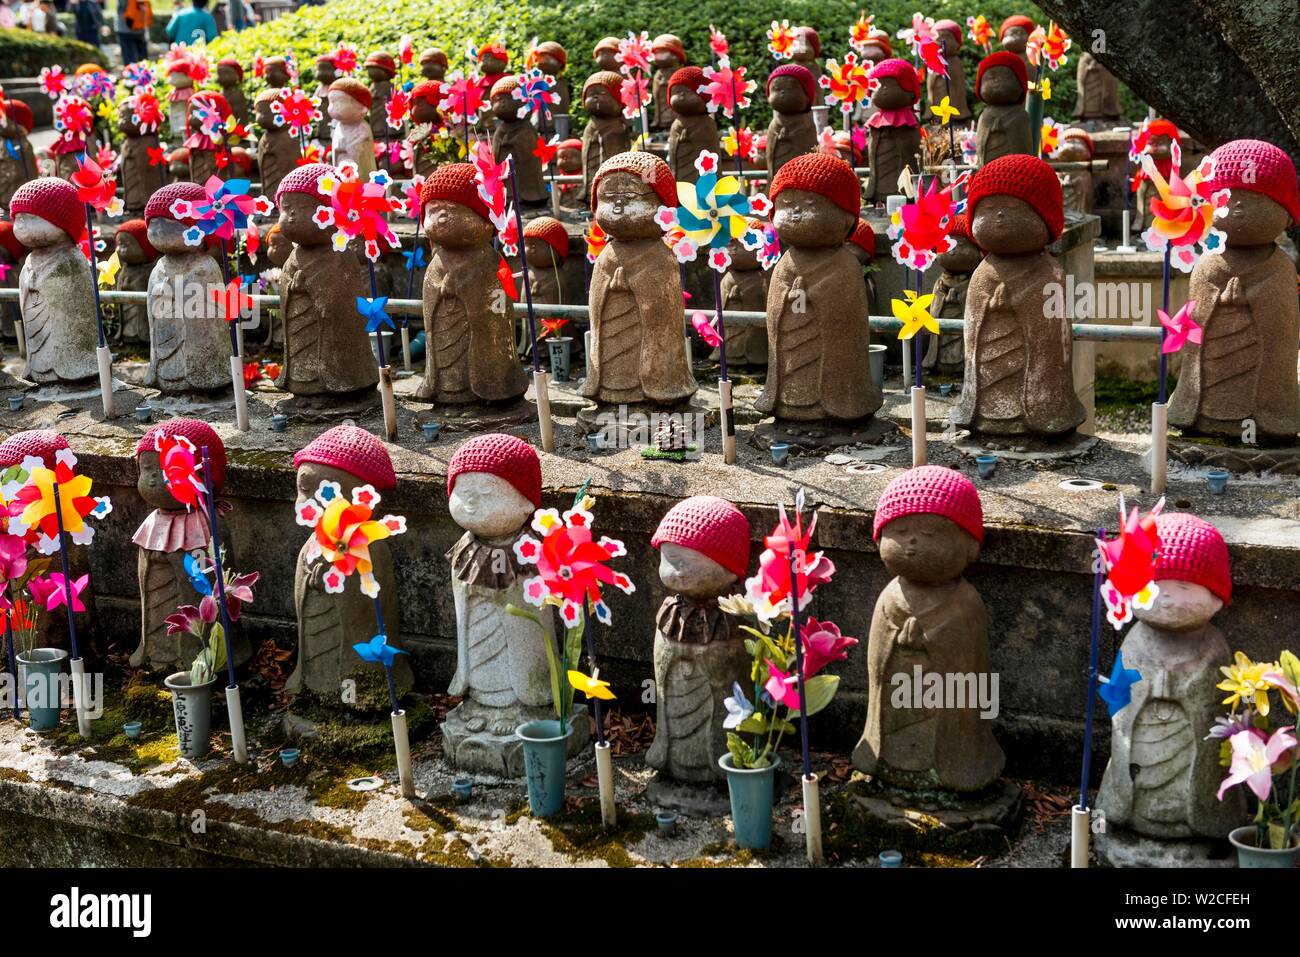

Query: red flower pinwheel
[616,31,652,75]
[129,87,164,134]
[849,13,876,53]
[619,75,651,121]
[211,278,254,324]
[333,43,358,76]
[514,503,635,628]
[471,139,511,232]
[1141,140,1230,273]
[699,62,755,119]
[8,447,113,556]
[39,65,67,99]
[52,95,93,150]
[71,155,124,216]
[295,479,406,598]
[437,71,485,125]
[270,88,322,139]
[153,431,206,510]
[312,163,403,261]
[887,171,970,271]
[768,20,796,59]
[743,490,835,623]
[1096,496,1164,629]
[386,89,410,130]
[709,25,729,58]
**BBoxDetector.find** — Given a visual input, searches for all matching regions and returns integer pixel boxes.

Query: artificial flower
[1217,727,1296,802]
[743,491,835,622]
[723,681,754,728]
[765,661,800,711]
[28,573,89,613]
[1218,651,1276,716]
[801,618,858,678]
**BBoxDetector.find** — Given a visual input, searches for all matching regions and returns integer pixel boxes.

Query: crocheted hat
[766,64,816,108]
[795,26,821,58]
[771,152,862,218]
[869,58,920,98]
[365,52,397,76]
[263,56,288,73]
[668,66,706,98]
[11,178,85,241]
[968,154,1064,241]
[652,34,687,62]
[557,137,582,152]
[949,212,971,242]
[447,433,541,508]
[491,74,521,100]
[217,57,244,80]
[0,221,28,261]
[478,42,509,65]
[524,216,569,261]
[186,90,230,129]
[591,151,677,209]
[1062,127,1095,159]
[976,51,1027,101]
[330,77,372,109]
[1153,513,1232,605]
[593,37,620,56]
[583,70,623,102]
[137,418,227,492]
[420,163,491,221]
[294,424,397,490]
[864,30,892,57]
[934,19,963,45]
[1146,119,1180,143]
[651,495,751,579]
[873,465,984,544]
[999,14,1035,39]
[1209,139,1300,228]
[316,53,337,68]
[849,218,876,257]
[420,48,448,68]
[0,430,69,469]
[534,41,567,69]
[144,181,206,224]
[5,99,33,133]
[275,162,333,205]
[115,218,157,259]
[411,80,442,110]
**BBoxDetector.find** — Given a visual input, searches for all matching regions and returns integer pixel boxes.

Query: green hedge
[198,0,1144,129]
[0,28,108,78]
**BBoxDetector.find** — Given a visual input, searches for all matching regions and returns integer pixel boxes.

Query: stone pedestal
[749,416,897,453]
[645,772,732,815]
[1095,828,1236,868]
[841,777,1023,856]
[441,703,588,777]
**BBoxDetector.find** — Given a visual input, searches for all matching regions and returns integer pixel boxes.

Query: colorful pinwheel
[1040,117,1063,158]
[153,431,206,509]
[122,63,156,88]
[333,43,359,76]
[654,150,770,272]
[295,480,407,598]
[53,95,93,146]
[967,15,993,51]
[931,96,960,125]
[1096,496,1164,630]
[722,126,758,163]
[512,67,559,120]
[1140,141,1230,272]
[820,53,871,116]
[768,20,796,59]
[618,75,651,121]
[437,70,486,125]
[211,278,254,324]
[691,310,723,347]
[312,163,404,261]
[470,139,511,233]
[1029,23,1071,71]
[699,62,754,119]
[892,289,938,340]
[849,13,876,53]
[75,69,115,101]
[585,220,607,263]
[897,12,937,59]
[755,220,781,270]
[129,87,164,134]
[39,65,67,99]
[615,31,652,75]
[269,88,321,138]
[71,156,124,217]
[7,449,112,556]
[1159,301,1202,353]
[172,175,266,246]
[513,503,634,628]
[887,172,969,271]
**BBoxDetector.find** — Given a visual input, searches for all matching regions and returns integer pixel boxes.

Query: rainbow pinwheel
[887,172,970,271]
[39,66,67,99]
[71,156,124,217]
[438,71,486,125]
[709,25,729,58]
[514,503,634,628]
[849,13,876,53]
[153,431,206,510]
[311,163,404,260]
[699,62,755,119]
[967,15,993,50]
[616,31,652,75]
[1096,495,1164,629]
[1159,300,1202,353]
[295,480,407,598]
[8,448,112,556]
[172,176,267,247]
[270,88,321,138]
[768,20,796,59]
[512,67,559,120]
[820,54,872,116]
[892,289,938,340]
[653,151,770,272]
[1140,141,1230,273]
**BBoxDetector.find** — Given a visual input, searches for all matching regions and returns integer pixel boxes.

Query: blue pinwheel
[173,176,271,247]
[655,150,771,272]
[357,296,394,333]
[402,247,426,272]
[353,633,408,668]
[1098,652,1142,717]
[184,553,213,595]
[512,67,559,120]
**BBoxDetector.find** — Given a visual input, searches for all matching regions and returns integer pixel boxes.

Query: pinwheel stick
[943,74,958,163]
[1028,63,1044,156]
[4,607,19,719]
[1150,247,1173,495]
[365,260,400,441]
[373,596,400,714]
[82,199,114,419]
[201,446,248,763]
[1073,525,1106,867]
[509,158,555,452]
[1158,247,1171,404]
[218,238,251,432]
[51,481,90,737]
[727,72,744,179]
[788,547,823,863]
[580,607,606,747]
[712,268,737,464]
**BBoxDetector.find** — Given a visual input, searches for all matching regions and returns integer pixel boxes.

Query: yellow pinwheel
[96,99,116,122]
[97,251,121,288]
[568,669,616,701]
[892,289,937,340]
[1040,77,1052,101]
[930,96,960,125]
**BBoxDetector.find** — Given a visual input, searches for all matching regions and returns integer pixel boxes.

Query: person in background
[17,0,62,32]
[71,0,106,47]
[116,0,150,64]
[165,0,216,45]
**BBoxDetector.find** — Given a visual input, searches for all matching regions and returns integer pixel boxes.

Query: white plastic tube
[902,339,913,389]
[400,325,412,373]
[802,773,823,865]
[911,387,927,467]
[69,656,91,738]
[392,709,415,798]
[534,370,555,453]
[719,379,736,464]
[1117,209,1136,253]
[1150,402,1167,495]
[1071,805,1090,868]
[379,366,398,441]
[96,345,114,419]
[229,355,250,432]
[226,684,248,763]
[595,740,616,827]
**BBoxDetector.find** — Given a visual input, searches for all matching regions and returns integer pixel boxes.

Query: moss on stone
[0,767,33,783]
[821,780,999,864]
[534,801,657,867]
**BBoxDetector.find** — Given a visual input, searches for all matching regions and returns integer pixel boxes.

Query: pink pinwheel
[698,62,754,119]
[470,139,511,232]
[801,618,858,678]
[333,43,358,76]
[177,175,261,246]
[1141,140,1230,273]
[765,661,800,710]
[162,44,210,87]
[311,163,403,261]
[1218,727,1297,802]
[512,68,559,120]
[709,25,729,58]
[270,88,322,138]
[615,31,652,76]
[768,20,796,59]
[437,71,486,125]
[515,503,635,628]
[897,12,937,59]
[820,54,872,116]
[71,156,124,216]
[29,573,89,613]
[887,172,970,271]
[691,311,722,347]
[744,492,836,623]
[39,65,67,99]
[401,173,425,219]
[1159,300,1202,354]
[386,89,410,130]
[618,75,651,121]
[756,220,780,270]
[1096,496,1164,629]
[918,36,948,77]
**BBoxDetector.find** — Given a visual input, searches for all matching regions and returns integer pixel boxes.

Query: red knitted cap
[0,430,69,469]
[420,48,448,68]
[557,138,582,152]
[591,151,677,210]
[766,63,816,107]
[294,424,397,490]
[330,77,372,109]
[583,70,623,102]
[976,51,1027,100]
[668,66,706,98]
[968,154,1064,241]
[264,56,288,72]
[651,495,751,579]
[1146,119,1180,142]
[316,54,337,67]
[447,433,541,508]
[999,14,1035,39]
[534,41,567,68]
[873,465,984,544]
[1153,513,1231,605]
[217,57,244,79]
[5,99,33,133]
[420,163,491,221]
[849,217,875,257]
[187,91,231,129]
[0,221,28,261]
[771,152,862,218]
[365,52,397,76]
[478,43,509,64]
[11,178,85,241]
[275,162,333,205]
[115,219,157,259]
[137,418,227,492]
[949,212,971,242]
[411,80,442,109]
[795,26,821,58]
[144,181,207,224]
[491,74,521,99]
[524,215,569,261]
[1062,127,1095,159]
[1209,139,1300,228]
[652,34,686,62]
[869,58,919,98]
[934,19,963,45]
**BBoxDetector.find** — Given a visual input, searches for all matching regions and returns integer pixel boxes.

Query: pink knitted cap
[447,433,542,508]
[1153,513,1232,605]
[10,178,85,241]
[144,181,206,224]
[136,418,227,492]
[275,162,333,206]
[651,495,751,579]
[294,425,397,490]
[873,465,984,544]
[868,58,919,98]
[1208,139,1300,228]
[0,430,69,469]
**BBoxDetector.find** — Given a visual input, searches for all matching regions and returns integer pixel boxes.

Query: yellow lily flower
[1217,651,1275,715]
[930,96,959,126]
[892,289,937,340]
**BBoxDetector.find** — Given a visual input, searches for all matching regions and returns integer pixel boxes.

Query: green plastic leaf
[726,732,755,769]
[540,629,563,719]
[1280,650,1300,688]
[506,603,542,628]
[789,675,839,718]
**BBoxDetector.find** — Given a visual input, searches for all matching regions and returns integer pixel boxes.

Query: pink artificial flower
[691,311,721,348]
[765,661,800,711]
[744,497,835,622]
[801,618,858,678]
[1218,727,1297,802]
[165,604,205,637]
[0,534,28,585]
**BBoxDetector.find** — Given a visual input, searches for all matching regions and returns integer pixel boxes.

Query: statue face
[366,66,391,84]
[217,65,239,87]
[328,90,366,124]
[147,218,192,255]
[316,63,337,85]
[594,171,662,239]
[1134,579,1222,631]
[118,107,142,136]
[1055,140,1089,163]
[1148,135,1172,160]
[594,51,619,72]
[557,146,582,173]
[491,94,518,120]
[653,49,681,70]
[13,213,68,249]
[774,189,854,249]
[790,35,816,63]
[583,85,619,118]
[537,54,563,76]
[266,66,290,87]
[1001,27,1028,53]
[730,239,759,270]
[937,235,981,272]
[658,542,737,599]
[116,231,144,263]
[1219,190,1291,247]
[266,227,292,266]
[970,195,1048,254]
[296,463,359,509]
[411,98,438,125]
[768,76,810,114]
[423,199,494,248]
[668,86,705,115]
[421,62,445,81]
[253,96,276,127]
[480,53,507,74]
[168,70,193,89]
[278,192,329,246]
[878,513,978,583]
[979,66,1022,104]
[523,236,555,268]
[136,450,186,510]
[862,46,886,66]
[871,76,913,111]
[448,471,533,539]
